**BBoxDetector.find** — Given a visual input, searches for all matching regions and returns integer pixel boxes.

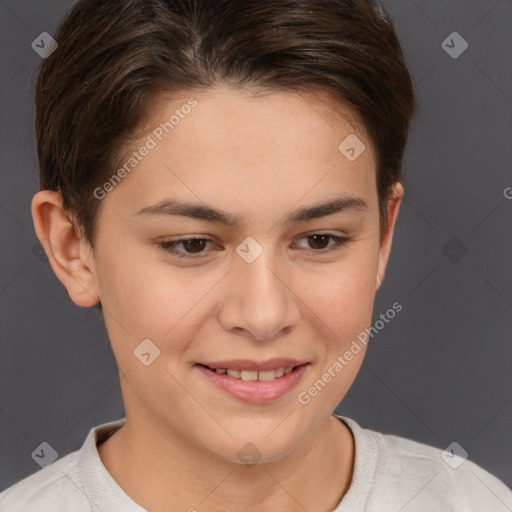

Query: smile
[194,363,310,403]
[199,364,297,381]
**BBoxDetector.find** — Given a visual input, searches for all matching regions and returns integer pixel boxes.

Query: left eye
[157,233,352,260]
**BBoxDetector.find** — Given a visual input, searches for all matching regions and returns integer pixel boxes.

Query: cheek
[299,262,376,336]
[296,275,373,413]
[295,261,375,384]
[99,255,220,355]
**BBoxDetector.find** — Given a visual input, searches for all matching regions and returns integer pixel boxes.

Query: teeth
[257,370,278,381]
[241,370,258,381]
[213,366,296,381]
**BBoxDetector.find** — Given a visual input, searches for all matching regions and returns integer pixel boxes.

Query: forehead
[104,85,377,220]
[147,84,369,143]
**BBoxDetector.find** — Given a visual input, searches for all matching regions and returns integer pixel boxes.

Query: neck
[98,414,354,512]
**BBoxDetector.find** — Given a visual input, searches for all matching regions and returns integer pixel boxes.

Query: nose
[217,244,300,341]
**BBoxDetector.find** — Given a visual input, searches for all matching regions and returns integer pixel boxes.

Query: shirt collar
[331,414,378,511]
[77,417,147,512]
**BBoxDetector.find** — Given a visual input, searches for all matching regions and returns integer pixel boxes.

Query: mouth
[195,363,307,382]
[193,362,311,403]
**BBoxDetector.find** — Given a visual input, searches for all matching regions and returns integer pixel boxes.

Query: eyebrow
[135,195,368,228]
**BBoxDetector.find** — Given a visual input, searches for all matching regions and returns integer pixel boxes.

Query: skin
[31,84,403,512]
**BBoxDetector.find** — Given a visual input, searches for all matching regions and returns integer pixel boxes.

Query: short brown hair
[35,0,416,249]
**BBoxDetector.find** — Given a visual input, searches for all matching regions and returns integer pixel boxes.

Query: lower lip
[194,363,310,404]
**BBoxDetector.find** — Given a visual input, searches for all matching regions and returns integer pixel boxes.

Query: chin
[207,432,300,467]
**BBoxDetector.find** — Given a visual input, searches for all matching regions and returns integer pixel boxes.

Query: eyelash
[157,233,353,260]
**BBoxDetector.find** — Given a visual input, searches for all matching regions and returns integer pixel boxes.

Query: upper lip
[197,358,309,371]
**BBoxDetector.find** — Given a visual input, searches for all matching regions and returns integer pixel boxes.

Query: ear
[31,190,100,307]
[376,182,404,289]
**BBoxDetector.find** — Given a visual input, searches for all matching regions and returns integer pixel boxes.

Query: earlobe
[31,190,100,307]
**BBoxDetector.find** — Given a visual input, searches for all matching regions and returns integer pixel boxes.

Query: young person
[1,0,511,510]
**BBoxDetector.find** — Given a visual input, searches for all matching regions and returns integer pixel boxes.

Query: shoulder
[0,449,90,511]
[368,423,512,510]
[336,415,512,511]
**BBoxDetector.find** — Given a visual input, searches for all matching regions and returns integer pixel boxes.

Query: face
[37,84,402,464]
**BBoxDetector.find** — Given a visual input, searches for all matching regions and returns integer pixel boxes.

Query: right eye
[157,236,215,260]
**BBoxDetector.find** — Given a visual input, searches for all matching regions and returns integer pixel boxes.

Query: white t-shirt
[1,414,511,511]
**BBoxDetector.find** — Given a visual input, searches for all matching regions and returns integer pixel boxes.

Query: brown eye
[158,237,214,259]
[306,234,331,250]
[295,233,352,254]
[181,239,208,253]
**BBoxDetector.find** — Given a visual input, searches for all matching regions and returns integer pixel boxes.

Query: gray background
[1,0,511,493]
